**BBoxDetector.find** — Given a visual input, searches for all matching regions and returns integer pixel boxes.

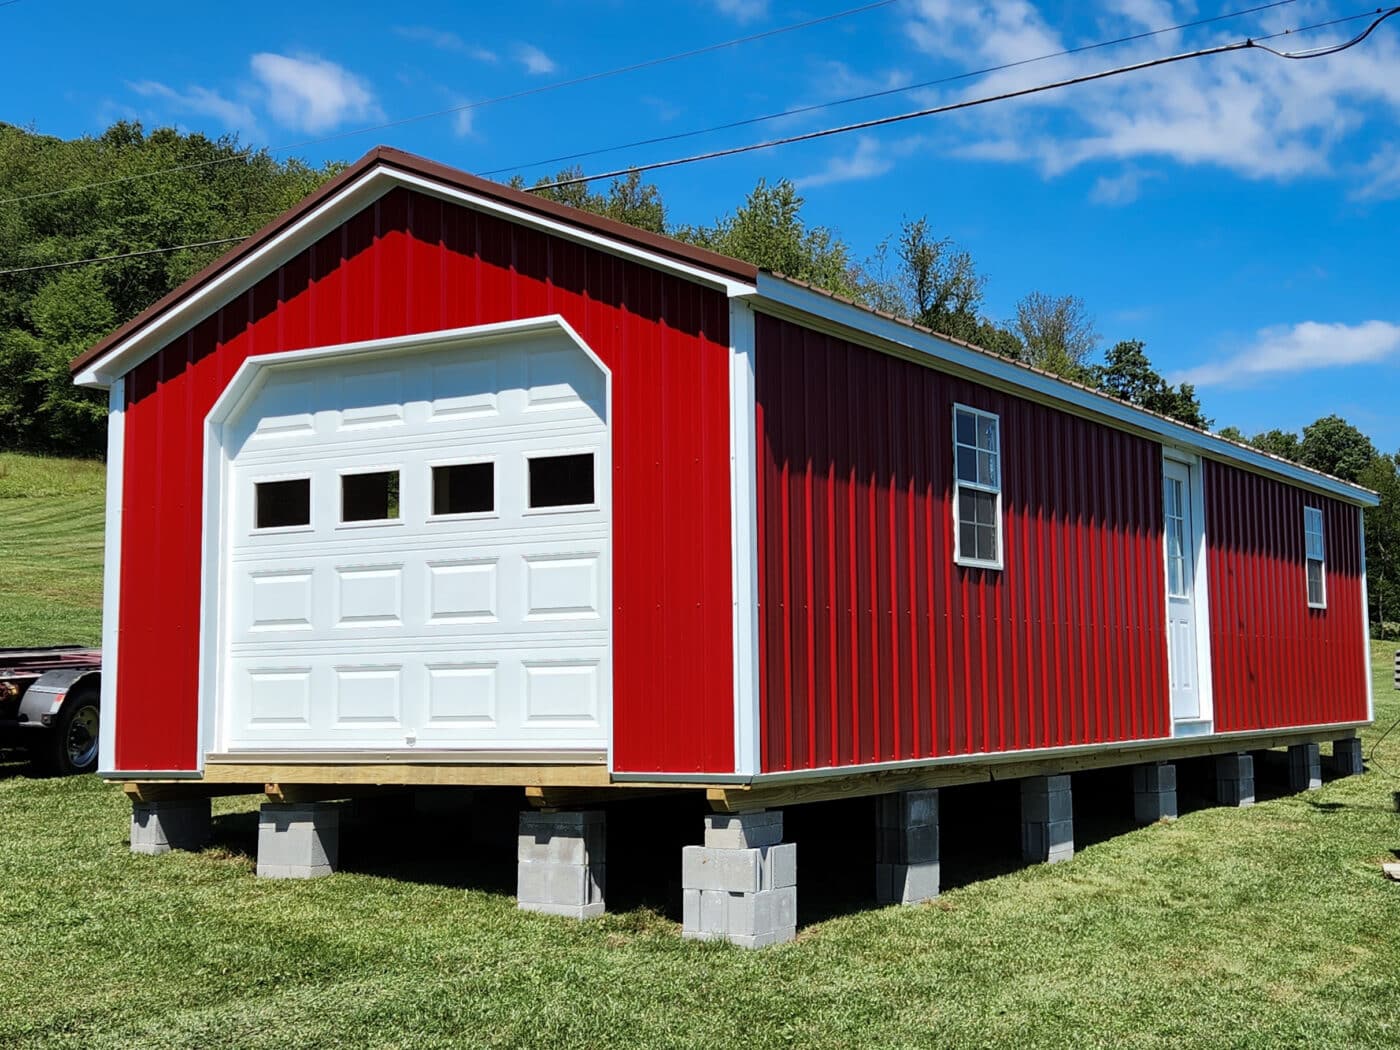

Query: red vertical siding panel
[1202,459,1367,732]
[753,317,1172,771]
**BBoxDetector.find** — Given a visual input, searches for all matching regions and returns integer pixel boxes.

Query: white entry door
[216,327,610,754]
[1164,459,1200,721]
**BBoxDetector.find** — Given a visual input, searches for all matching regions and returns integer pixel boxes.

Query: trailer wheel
[38,685,101,776]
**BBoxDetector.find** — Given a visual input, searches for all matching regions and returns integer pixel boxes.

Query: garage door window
[341,470,400,523]
[529,452,595,509]
[432,462,494,516]
[255,478,311,530]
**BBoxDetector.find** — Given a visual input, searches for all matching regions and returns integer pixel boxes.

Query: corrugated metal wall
[1202,459,1368,731]
[754,314,1171,773]
[118,187,736,774]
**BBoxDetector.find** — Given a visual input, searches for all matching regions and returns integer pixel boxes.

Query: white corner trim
[1187,453,1215,729]
[74,163,755,389]
[729,298,761,777]
[755,275,1379,508]
[1360,509,1374,724]
[97,378,124,774]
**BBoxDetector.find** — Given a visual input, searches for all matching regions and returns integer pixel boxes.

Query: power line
[531,6,1400,192]
[0,0,901,207]
[485,0,1305,179]
[1,6,1394,280]
[0,237,247,277]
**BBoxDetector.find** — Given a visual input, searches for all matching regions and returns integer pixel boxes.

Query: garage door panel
[222,330,610,754]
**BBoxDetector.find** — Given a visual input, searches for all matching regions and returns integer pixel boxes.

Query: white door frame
[195,315,612,769]
[1163,447,1214,733]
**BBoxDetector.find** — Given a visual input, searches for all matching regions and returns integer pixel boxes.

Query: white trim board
[74,164,756,389]
[97,378,124,774]
[728,298,761,776]
[754,275,1379,508]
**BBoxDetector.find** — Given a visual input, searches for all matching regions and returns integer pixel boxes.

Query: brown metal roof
[68,145,760,376]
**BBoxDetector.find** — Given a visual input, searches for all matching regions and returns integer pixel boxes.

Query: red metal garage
[74,146,1375,945]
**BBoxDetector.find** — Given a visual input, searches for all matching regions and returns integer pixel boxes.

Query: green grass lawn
[0,452,106,647]
[2,453,1400,1048]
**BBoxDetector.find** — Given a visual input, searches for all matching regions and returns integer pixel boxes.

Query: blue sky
[5,0,1399,448]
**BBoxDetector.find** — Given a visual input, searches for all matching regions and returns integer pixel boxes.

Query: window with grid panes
[1304,506,1326,608]
[953,405,1002,568]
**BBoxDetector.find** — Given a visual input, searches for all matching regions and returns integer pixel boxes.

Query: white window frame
[523,448,601,515]
[1304,505,1326,609]
[952,404,1003,570]
[250,472,314,535]
[335,465,405,530]
[427,455,498,522]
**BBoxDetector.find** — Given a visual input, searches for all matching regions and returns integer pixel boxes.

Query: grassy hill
[0,453,105,647]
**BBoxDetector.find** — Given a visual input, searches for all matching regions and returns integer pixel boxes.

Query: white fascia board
[754,275,1379,508]
[96,378,124,775]
[1360,510,1374,724]
[74,164,755,389]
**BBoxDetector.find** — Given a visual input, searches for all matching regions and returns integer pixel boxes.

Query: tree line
[2,123,1396,630]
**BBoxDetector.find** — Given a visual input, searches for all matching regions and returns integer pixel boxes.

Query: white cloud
[393,25,497,62]
[1354,143,1400,200]
[1173,320,1400,387]
[1088,167,1158,204]
[515,43,557,75]
[903,1,1400,192]
[712,0,769,23]
[795,135,924,189]
[127,80,259,134]
[249,53,381,133]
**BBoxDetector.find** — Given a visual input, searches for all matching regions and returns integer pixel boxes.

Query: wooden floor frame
[113,723,1364,809]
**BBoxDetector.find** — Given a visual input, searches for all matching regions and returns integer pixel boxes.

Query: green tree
[1014,291,1098,380]
[1092,340,1210,428]
[0,121,336,454]
[674,179,862,298]
[1248,429,1303,461]
[1360,453,1400,636]
[1298,415,1377,482]
[510,168,666,234]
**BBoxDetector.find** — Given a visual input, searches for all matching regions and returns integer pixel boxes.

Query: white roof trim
[74,163,755,389]
[753,274,1379,507]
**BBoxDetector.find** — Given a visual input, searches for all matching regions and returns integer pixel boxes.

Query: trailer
[70,146,1376,947]
[0,647,103,774]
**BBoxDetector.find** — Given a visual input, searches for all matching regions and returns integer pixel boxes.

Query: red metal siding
[1202,460,1368,731]
[116,187,735,774]
[755,315,1170,772]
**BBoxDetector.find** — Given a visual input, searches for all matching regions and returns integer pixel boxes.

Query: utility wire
[0,237,248,277]
[485,0,1305,178]
[1,6,1394,280]
[0,0,901,207]
[532,6,1400,192]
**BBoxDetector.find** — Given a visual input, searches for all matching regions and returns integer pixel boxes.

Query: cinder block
[257,803,340,879]
[516,809,605,919]
[1215,753,1255,807]
[518,810,606,861]
[1289,742,1322,792]
[519,900,606,920]
[704,811,784,849]
[129,798,211,855]
[684,843,796,893]
[876,789,938,829]
[876,861,939,904]
[1022,817,1074,864]
[1333,736,1364,777]
[1133,762,1178,824]
[725,887,797,937]
[1020,776,1073,823]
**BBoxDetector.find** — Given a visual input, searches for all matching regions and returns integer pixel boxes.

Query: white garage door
[217,329,610,753]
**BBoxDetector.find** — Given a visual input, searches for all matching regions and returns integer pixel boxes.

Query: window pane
[955,410,975,447]
[1307,559,1325,605]
[956,446,977,483]
[977,415,997,452]
[342,471,400,522]
[1168,555,1185,598]
[975,490,996,526]
[432,462,494,515]
[959,521,978,560]
[256,479,310,529]
[977,523,998,562]
[529,453,595,508]
[978,450,998,488]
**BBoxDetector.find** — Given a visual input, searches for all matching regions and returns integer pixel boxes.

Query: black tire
[38,685,100,776]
